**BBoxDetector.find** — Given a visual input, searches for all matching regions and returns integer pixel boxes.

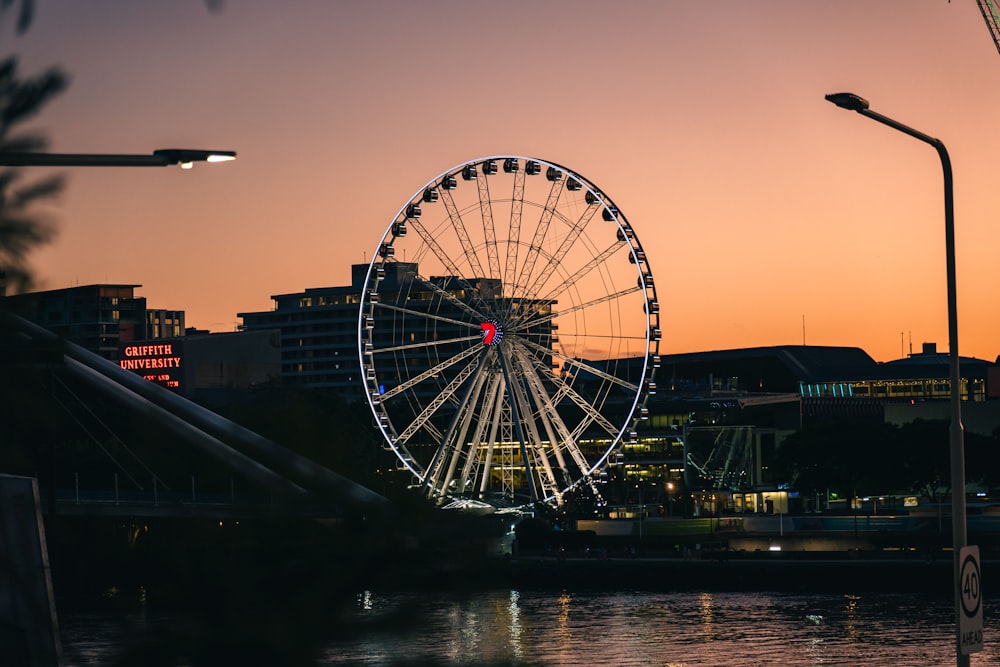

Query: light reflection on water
[59,591,1000,666]
[316,590,1000,666]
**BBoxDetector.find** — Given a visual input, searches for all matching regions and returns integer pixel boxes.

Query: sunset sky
[7,1,1000,363]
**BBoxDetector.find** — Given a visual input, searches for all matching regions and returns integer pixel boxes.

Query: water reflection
[555,592,571,642]
[508,590,522,660]
[61,590,1000,666]
[844,593,860,640]
[698,592,715,642]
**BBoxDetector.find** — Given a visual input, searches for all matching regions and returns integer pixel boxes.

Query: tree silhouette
[1,0,34,35]
[0,2,69,293]
[772,418,899,499]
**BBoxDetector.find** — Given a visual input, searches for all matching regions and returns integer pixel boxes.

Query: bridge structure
[1,312,394,666]
[0,311,389,519]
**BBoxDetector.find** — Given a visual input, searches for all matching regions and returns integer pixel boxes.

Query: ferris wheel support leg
[478,378,507,497]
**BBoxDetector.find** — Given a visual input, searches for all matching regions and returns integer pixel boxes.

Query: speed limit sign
[959,545,983,655]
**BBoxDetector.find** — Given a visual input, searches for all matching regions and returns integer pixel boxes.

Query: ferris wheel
[358,156,660,510]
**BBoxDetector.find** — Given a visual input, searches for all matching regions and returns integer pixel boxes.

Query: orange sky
[7,1,1000,363]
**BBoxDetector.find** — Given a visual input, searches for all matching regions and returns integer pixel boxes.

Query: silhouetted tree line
[771,417,999,501]
[0,0,68,293]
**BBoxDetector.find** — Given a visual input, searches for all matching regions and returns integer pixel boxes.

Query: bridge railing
[35,473,341,518]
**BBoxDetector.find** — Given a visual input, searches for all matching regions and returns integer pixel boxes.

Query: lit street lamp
[0,148,237,169]
[825,92,971,666]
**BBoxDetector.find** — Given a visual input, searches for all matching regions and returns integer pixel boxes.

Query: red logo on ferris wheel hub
[481,320,503,346]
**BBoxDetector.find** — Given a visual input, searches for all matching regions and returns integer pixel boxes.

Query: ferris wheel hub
[480,319,503,346]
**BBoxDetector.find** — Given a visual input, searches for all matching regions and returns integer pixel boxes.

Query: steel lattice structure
[977,0,1000,55]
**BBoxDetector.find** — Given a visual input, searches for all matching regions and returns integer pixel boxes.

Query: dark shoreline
[357,545,993,597]
[497,554,962,594]
[44,514,998,613]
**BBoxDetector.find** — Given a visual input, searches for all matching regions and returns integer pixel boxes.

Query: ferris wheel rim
[358,156,660,509]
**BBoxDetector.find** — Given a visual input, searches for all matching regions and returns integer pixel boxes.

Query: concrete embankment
[500,553,962,594]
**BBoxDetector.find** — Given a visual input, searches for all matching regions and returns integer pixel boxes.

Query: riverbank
[497,552,964,594]
[358,540,992,595]
[42,512,999,613]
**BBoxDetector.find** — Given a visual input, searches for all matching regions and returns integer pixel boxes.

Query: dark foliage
[772,416,995,499]
[0,6,70,292]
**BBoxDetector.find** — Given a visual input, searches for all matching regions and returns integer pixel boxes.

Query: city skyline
[8,1,1000,363]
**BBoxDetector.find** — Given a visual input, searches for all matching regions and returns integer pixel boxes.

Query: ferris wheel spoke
[438,185,489,283]
[497,349,552,502]
[380,343,482,401]
[510,344,590,482]
[515,285,643,331]
[372,334,481,356]
[423,358,491,496]
[535,240,627,305]
[517,336,641,393]
[503,168,526,298]
[375,301,482,332]
[476,168,502,281]
[408,220,480,295]
[408,272,488,321]
[515,338,620,438]
[521,203,601,306]
[509,178,564,307]
[514,341,622,439]
[396,357,481,450]
[470,372,505,496]
[505,347,569,500]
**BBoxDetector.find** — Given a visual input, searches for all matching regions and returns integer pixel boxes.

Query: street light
[825,91,970,666]
[0,148,237,169]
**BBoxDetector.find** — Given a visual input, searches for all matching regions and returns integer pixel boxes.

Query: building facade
[598,344,1000,516]
[116,328,281,402]
[4,284,183,360]
[238,265,371,397]
[238,262,526,402]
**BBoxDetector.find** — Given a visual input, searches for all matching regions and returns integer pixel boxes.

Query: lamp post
[0,148,236,168]
[825,92,970,666]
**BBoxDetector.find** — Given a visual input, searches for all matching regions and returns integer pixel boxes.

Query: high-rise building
[4,284,183,360]
[239,261,551,403]
[238,265,374,397]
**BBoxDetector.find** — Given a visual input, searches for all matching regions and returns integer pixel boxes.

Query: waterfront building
[115,328,281,402]
[4,284,280,405]
[4,284,183,361]
[595,344,1000,516]
[237,264,380,398]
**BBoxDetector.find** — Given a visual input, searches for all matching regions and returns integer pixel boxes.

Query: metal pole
[827,94,968,666]
[941,143,970,667]
[861,108,966,667]
[0,149,236,167]
[0,152,170,167]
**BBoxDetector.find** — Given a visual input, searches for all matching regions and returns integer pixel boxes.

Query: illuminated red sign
[119,342,182,389]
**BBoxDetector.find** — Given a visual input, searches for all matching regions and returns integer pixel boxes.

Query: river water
[60,589,999,666]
